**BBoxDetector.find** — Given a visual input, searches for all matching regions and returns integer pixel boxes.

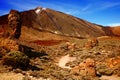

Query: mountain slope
[20,7,106,38]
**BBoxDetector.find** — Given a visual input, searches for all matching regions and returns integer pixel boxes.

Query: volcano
[0,7,120,41]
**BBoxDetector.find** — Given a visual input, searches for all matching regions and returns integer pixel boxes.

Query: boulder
[65,42,76,51]
[71,58,96,77]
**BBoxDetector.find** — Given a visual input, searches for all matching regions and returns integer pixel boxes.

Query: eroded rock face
[8,10,21,39]
[71,58,96,77]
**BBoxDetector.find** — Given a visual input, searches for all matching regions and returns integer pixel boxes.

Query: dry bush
[85,38,98,49]
[0,47,8,57]
[0,38,19,58]
[96,63,113,76]
[0,38,19,52]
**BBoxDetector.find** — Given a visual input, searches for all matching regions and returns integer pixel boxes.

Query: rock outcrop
[8,10,21,39]
[71,58,96,77]
[65,42,76,51]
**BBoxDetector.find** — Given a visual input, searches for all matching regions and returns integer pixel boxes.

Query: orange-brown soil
[29,40,67,46]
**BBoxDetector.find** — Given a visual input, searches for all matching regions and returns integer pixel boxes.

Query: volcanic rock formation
[8,10,21,39]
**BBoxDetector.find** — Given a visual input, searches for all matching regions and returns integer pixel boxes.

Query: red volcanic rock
[106,56,120,68]
[71,58,96,77]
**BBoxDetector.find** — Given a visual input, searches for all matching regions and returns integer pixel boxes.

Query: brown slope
[45,8,106,37]
[108,26,120,36]
[101,26,120,37]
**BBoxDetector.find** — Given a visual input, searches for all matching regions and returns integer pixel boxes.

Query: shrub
[2,51,30,69]
[0,38,19,52]
[96,63,113,76]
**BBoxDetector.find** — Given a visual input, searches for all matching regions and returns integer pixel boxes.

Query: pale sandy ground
[0,72,24,80]
[1,73,120,80]
[100,75,120,80]
[0,72,51,80]
[58,54,76,69]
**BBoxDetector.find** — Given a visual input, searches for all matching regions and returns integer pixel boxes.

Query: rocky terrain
[0,37,120,80]
[0,7,120,80]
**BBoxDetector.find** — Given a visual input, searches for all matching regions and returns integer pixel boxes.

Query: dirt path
[100,75,120,80]
[0,72,24,80]
[0,72,51,80]
[58,54,76,69]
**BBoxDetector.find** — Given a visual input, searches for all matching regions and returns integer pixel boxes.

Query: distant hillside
[105,26,120,36]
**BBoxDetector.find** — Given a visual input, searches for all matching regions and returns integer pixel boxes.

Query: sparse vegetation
[2,51,30,69]
[0,37,120,80]
[0,38,19,58]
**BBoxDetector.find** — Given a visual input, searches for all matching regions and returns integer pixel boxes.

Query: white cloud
[78,2,120,14]
[6,0,83,16]
[81,5,91,12]
[75,3,113,15]
[107,23,120,27]
[1,0,120,17]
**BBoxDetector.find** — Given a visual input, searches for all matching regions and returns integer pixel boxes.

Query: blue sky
[0,0,120,26]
